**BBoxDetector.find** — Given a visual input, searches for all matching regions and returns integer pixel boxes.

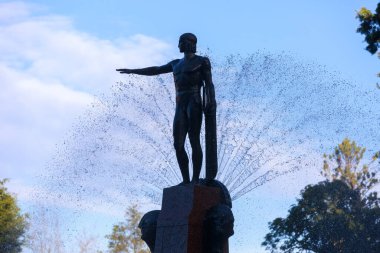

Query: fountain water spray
[43,52,380,209]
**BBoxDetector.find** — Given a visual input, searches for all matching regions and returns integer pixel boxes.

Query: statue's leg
[188,94,203,182]
[173,105,190,183]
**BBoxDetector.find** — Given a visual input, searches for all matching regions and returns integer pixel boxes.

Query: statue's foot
[178,180,190,186]
[191,178,200,184]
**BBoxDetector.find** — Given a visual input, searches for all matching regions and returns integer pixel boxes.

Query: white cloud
[0,2,37,22]
[0,64,93,173]
[0,2,176,200]
[0,7,174,91]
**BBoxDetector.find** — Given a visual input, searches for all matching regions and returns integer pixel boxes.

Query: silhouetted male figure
[117,33,216,184]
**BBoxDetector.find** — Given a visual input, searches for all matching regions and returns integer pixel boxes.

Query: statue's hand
[116,68,133,74]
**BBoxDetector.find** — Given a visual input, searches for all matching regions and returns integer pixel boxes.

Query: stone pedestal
[154,184,223,253]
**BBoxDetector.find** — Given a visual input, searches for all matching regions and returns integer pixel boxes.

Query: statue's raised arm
[116,62,173,76]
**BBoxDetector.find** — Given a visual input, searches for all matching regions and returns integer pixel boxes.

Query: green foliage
[0,179,28,253]
[374,150,380,161]
[357,3,380,55]
[262,180,380,253]
[106,204,149,253]
[322,138,378,196]
[357,3,380,83]
[263,140,380,252]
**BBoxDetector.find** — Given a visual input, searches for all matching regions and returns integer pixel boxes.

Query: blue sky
[21,0,380,83]
[0,1,379,252]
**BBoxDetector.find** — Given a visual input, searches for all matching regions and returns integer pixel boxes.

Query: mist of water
[40,52,380,210]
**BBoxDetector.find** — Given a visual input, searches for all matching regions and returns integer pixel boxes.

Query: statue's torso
[171,55,206,94]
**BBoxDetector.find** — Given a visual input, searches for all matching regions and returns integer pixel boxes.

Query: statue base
[139,180,234,253]
[155,184,227,253]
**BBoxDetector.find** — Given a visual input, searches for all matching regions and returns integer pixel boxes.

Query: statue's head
[203,204,234,253]
[138,210,160,252]
[179,33,197,53]
[206,204,234,238]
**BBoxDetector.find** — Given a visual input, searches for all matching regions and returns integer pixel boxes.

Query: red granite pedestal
[154,184,228,253]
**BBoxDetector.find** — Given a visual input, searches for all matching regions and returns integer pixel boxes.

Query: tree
[0,179,28,253]
[26,206,65,253]
[262,139,380,252]
[76,230,101,253]
[322,138,378,196]
[262,180,380,253]
[357,3,380,87]
[357,3,380,55]
[106,204,149,253]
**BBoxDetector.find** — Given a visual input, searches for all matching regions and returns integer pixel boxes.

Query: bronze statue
[117,33,217,184]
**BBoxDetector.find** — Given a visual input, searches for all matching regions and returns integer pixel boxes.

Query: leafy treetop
[0,179,28,253]
[105,204,149,253]
[262,180,380,253]
[357,3,380,55]
[322,138,378,196]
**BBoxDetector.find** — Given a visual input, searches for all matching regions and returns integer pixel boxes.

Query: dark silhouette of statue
[203,204,234,253]
[139,180,234,253]
[139,210,160,252]
[117,33,217,184]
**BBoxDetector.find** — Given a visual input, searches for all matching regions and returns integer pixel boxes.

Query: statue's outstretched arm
[116,62,173,76]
